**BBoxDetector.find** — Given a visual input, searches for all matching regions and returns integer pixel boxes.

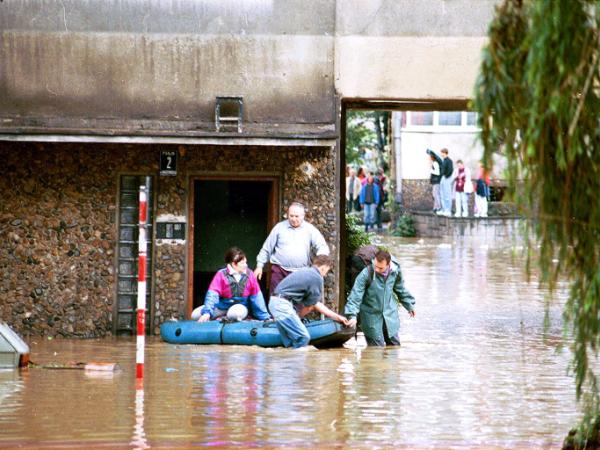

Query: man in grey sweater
[254,202,329,293]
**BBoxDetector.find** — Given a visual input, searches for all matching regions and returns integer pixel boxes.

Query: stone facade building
[0,142,335,336]
[0,0,497,336]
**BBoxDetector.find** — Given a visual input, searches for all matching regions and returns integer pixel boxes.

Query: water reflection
[131,379,149,450]
[0,238,580,448]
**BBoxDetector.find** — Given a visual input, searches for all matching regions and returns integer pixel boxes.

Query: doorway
[188,176,279,317]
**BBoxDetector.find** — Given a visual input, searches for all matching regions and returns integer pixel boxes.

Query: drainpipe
[392,112,403,205]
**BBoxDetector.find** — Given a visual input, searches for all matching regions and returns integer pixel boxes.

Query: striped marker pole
[136,185,148,379]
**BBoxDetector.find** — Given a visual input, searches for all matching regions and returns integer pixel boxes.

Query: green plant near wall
[392,214,416,238]
[344,214,372,295]
[345,214,371,256]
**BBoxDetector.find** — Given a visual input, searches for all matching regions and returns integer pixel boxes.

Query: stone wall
[411,211,523,240]
[0,142,337,337]
[401,179,433,211]
[400,179,515,217]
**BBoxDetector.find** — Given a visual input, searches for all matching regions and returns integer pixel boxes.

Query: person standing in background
[474,161,491,218]
[426,149,442,213]
[452,160,473,218]
[357,167,367,186]
[375,168,387,230]
[346,168,362,213]
[437,148,454,217]
[359,173,380,232]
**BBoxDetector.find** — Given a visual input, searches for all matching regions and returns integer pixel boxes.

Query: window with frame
[410,111,433,126]
[438,111,462,126]
[466,112,477,126]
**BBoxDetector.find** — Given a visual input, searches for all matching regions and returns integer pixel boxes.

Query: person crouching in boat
[191,247,271,322]
[269,254,350,349]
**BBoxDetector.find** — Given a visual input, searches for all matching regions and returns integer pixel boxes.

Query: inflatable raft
[160,319,354,349]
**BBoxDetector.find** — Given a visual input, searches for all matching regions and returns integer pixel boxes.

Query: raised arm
[426,148,443,166]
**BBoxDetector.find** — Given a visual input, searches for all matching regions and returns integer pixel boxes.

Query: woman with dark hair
[357,167,367,186]
[191,247,270,322]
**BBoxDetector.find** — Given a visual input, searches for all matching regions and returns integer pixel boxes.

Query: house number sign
[160,150,177,176]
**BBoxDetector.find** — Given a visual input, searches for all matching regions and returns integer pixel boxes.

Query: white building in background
[394,110,481,177]
[392,110,487,203]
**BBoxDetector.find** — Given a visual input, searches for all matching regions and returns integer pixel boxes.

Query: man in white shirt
[254,202,330,293]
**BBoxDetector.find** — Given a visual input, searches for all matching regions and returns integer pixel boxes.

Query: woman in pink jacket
[191,247,271,322]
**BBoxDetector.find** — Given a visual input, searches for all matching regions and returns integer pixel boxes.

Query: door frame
[186,174,280,318]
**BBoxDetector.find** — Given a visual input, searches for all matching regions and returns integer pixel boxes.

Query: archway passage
[189,178,278,316]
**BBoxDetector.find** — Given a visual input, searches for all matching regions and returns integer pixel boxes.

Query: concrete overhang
[343,98,471,111]
[0,133,337,147]
[0,118,338,147]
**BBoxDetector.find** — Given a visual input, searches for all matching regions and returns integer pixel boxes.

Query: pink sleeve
[246,270,261,296]
[207,271,226,296]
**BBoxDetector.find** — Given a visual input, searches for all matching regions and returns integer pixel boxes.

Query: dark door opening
[190,178,277,315]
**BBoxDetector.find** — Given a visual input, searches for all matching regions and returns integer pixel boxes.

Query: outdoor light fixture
[215,96,243,132]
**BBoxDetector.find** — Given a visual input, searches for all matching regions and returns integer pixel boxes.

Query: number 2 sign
[160,150,177,176]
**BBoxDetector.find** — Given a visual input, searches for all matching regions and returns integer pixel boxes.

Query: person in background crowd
[437,148,454,217]
[474,161,491,218]
[375,168,387,229]
[359,173,380,232]
[192,247,270,322]
[346,167,362,213]
[452,159,473,218]
[255,202,329,293]
[357,167,367,185]
[426,149,442,213]
[269,255,350,349]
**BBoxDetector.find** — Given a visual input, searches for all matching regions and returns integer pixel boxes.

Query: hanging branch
[474,0,600,438]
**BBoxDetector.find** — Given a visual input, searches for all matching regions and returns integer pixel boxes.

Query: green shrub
[392,214,416,237]
[345,214,372,295]
[346,214,371,255]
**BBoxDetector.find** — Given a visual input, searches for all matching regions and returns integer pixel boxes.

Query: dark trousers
[346,197,361,213]
[270,264,292,294]
[365,321,401,347]
[346,198,354,213]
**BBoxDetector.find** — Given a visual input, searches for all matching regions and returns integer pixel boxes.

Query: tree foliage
[346,111,390,170]
[344,214,372,296]
[474,0,600,427]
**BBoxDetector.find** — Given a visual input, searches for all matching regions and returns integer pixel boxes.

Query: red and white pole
[136,184,148,379]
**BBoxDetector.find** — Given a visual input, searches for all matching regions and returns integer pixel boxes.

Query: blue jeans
[440,176,453,214]
[363,203,376,229]
[268,296,310,348]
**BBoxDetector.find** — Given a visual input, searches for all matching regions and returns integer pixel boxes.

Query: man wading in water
[345,249,415,346]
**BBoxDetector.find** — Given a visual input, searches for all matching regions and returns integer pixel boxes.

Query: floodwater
[0,237,580,449]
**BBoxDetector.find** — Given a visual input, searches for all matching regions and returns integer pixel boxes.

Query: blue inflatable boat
[160,319,354,349]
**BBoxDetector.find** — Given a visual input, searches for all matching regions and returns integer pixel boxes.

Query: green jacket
[344,261,415,341]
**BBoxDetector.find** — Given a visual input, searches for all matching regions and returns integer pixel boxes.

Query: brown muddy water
[0,237,579,449]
